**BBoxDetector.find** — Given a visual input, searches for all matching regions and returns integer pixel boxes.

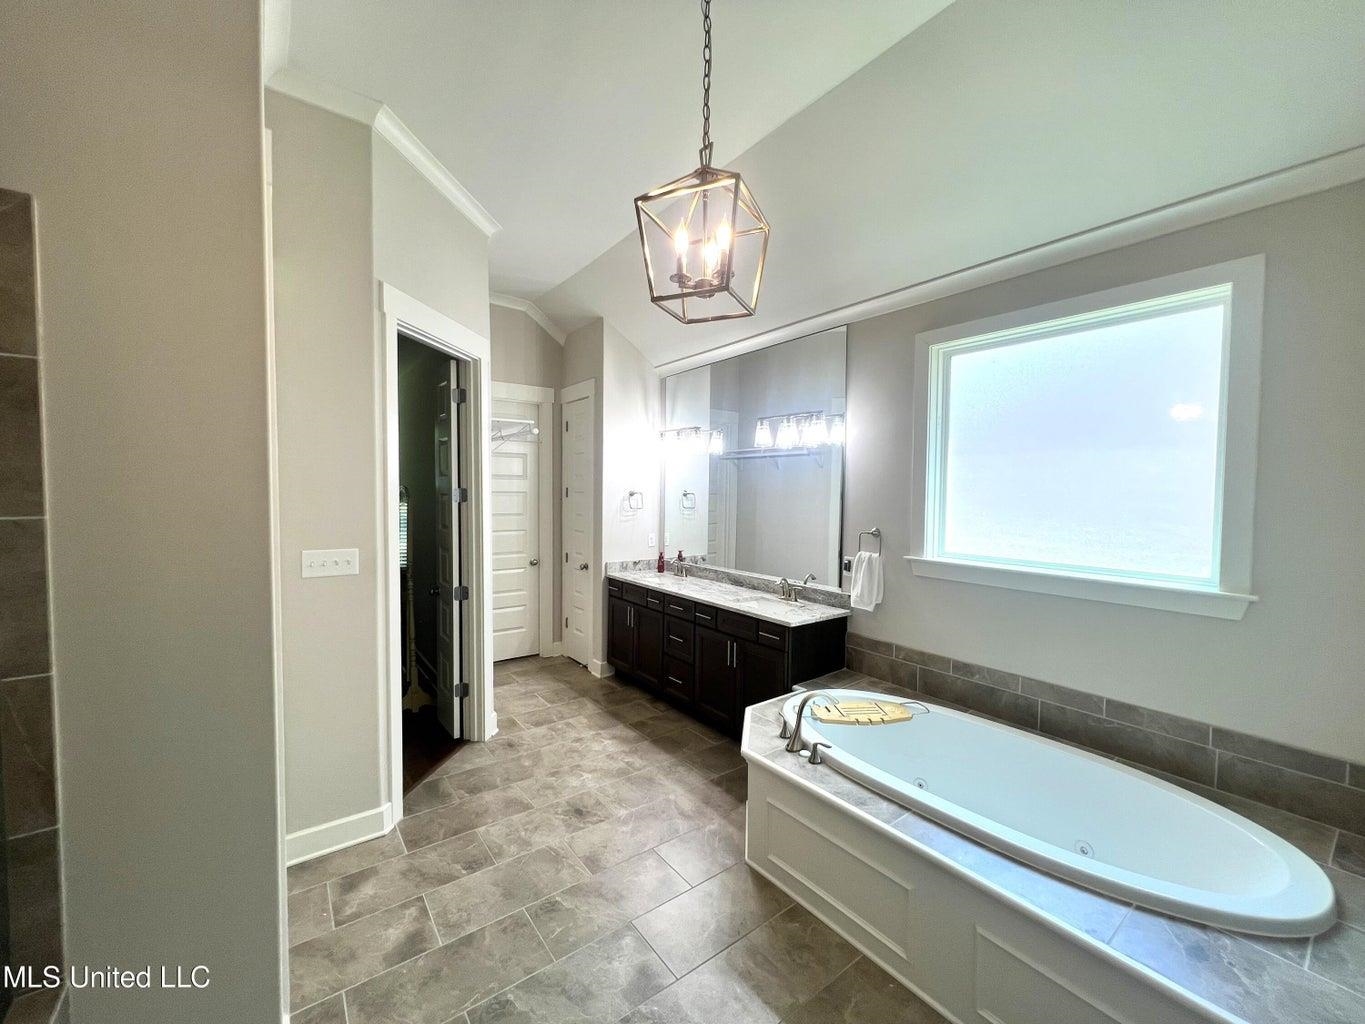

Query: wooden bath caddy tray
[811,698,915,726]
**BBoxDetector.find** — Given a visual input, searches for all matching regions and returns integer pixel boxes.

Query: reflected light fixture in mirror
[775,418,800,449]
[753,420,774,449]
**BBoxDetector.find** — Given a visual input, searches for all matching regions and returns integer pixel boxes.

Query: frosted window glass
[939,304,1225,583]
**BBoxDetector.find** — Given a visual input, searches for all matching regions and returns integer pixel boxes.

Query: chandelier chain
[699,0,713,166]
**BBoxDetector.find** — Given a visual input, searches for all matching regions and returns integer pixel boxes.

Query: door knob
[579,562,590,571]
[529,558,540,566]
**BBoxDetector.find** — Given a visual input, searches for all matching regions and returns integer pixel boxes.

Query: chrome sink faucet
[778,572,817,602]
[672,557,689,578]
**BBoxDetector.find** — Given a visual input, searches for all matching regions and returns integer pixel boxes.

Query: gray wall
[0,189,62,1013]
[843,180,1365,763]
[490,304,562,389]
[1,3,286,1021]
[268,89,492,843]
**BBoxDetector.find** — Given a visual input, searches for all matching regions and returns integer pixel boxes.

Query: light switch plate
[302,548,360,578]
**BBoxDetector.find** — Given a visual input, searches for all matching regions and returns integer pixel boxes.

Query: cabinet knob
[579,562,590,571]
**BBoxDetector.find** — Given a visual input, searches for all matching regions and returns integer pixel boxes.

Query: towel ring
[857,527,882,555]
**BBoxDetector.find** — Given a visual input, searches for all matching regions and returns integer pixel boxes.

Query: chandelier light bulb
[673,222,689,257]
[754,419,773,449]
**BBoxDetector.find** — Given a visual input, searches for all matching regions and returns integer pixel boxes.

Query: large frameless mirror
[661,327,847,585]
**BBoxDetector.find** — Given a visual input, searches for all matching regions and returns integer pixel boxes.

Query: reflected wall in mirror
[662,327,846,585]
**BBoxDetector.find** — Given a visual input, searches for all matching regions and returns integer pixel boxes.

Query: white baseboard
[286,804,393,866]
[588,658,615,679]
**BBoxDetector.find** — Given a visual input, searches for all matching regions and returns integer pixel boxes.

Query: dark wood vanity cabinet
[606,576,847,735]
[607,593,663,688]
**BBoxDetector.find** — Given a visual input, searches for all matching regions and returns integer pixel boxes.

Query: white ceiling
[279,0,955,298]
[539,0,1365,366]
[274,1,1365,368]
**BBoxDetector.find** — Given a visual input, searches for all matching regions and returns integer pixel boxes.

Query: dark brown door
[739,640,787,710]
[694,625,737,731]
[633,605,664,689]
[607,597,635,671]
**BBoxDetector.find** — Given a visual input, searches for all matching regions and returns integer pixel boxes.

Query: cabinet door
[633,605,664,689]
[739,640,788,710]
[607,597,635,671]
[694,625,738,732]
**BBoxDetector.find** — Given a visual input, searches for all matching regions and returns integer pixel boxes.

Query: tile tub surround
[606,558,851,610]
[606,569,851,628]
[743,693,1365,1024]
[287,654,947,1023]
[845,633,1365,836]
[1,187,62,999]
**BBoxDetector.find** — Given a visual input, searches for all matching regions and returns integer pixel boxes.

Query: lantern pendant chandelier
[634,0,771,324]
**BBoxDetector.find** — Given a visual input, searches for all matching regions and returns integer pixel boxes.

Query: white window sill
[906,557,1256,621]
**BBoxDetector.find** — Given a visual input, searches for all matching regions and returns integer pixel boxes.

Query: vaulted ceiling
[271,1,1365,368]
[276,0,954,297]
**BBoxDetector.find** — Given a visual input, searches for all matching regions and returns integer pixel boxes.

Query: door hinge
[451,585,470,601]
[453,486,468,503]
[454,681,470,699]
[453,386,468,405]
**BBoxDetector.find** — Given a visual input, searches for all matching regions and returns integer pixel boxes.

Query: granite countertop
[741,674,1365,1024]
[606,569,851,628]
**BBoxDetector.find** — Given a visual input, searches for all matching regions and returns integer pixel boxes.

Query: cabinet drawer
[607,578,623,597]
[716,608,757,641]
[755,622,789,650]
[662,595,695,619]
[693,603,718,628]
[623,582,648,606]
[661,657,695,702]
[664,618,695,663]
[645,591,665,611]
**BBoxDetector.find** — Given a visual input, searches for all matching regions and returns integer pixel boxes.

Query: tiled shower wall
[1,188,64,1000]
[845,632,1365,840]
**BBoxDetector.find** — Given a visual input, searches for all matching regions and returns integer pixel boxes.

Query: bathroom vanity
[606,571,848,734]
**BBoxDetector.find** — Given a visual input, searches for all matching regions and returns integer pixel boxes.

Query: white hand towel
[850,551,883,612]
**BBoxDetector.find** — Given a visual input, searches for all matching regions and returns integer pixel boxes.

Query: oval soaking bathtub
[778,689,1336,937]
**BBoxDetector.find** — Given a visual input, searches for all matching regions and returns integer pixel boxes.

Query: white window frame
[908,255,1265,620]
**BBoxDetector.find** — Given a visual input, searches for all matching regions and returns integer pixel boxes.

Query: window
[910,257,1263,619]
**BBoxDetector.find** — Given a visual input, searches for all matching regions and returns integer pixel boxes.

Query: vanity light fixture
[708,430,724,454]
[753,419,774,449]
[633,0,770,324]
[828,414,846,446]
[801,416,829,447]
[774,417,800,450]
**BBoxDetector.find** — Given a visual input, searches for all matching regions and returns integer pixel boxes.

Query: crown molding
[656,144,1365,376]
[266,68,500,238]
[490,293,567,346]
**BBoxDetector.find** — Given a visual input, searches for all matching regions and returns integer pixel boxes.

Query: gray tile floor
[287,656,945,1024]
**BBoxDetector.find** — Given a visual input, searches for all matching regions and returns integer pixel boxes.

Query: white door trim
[379,282,495,821]
[559,378,601,673]
[492,381,557,658]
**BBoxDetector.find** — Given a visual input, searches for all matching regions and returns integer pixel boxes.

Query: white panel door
[562,395,593,666]
[491,397,540,661]
[434,364,462,739]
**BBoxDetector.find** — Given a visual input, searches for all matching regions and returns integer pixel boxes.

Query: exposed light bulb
[802,416,828,447]
[673,222,689,257]
[703,240,721,279]
[715,221,731,252]
[828,415,845,446]
[708,430,723,454]
[753,419,773,449]
[775,418,799,449]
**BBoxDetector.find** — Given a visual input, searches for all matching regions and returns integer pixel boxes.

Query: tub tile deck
[754,673,1365,1024]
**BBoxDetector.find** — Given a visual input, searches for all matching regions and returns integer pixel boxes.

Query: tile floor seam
[1301,942,1365,1001]
[627,921,680,984]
